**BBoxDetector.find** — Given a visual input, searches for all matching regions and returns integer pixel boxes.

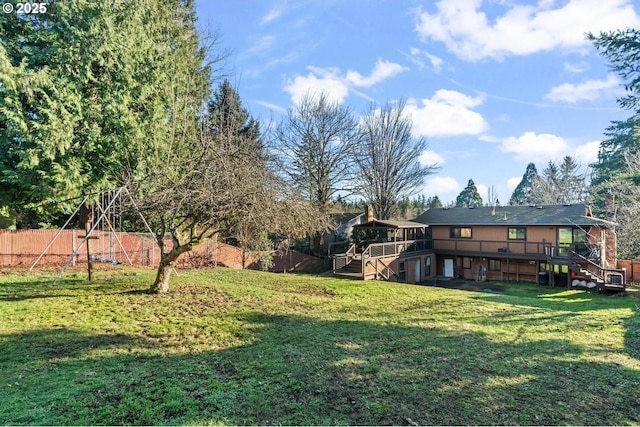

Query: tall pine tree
[509,163,538,205]
[0,0,210,226]
[531,157,586,205]
[455,179,483,208]
[588,29,640,212]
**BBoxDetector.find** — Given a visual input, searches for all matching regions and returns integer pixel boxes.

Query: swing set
[30,187,159,284]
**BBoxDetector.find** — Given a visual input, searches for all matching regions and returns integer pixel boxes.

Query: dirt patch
[421,278,508,294]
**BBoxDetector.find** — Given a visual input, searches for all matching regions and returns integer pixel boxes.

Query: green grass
[1,267,639,425]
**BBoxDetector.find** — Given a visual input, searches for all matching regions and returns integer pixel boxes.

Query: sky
[195,0,640,205]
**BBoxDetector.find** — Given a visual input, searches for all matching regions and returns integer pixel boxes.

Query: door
[414,260,421,283]
[444,258,454,277]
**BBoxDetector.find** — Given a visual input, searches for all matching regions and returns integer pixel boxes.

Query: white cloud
[345,60,408,87]
[254,100,287,114]
[507,176,522,191]
[573,140,601,165]
[419,150,445,166]
[563,61,589,73]
[501,132,570,162]
[424,176,460,194]
[405,48,444,72]
[415,0,640,61]
[406,90,488,137]
[476,184,489,201]
[545,75,620,103]
[283,67,350,105]
[261,4,285,24]
[283,60,406,105]
[501,133,602,167]
[246,35,276,55]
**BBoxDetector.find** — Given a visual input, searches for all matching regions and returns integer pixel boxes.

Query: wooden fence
[0,229,327,274]
[616,259,640,284]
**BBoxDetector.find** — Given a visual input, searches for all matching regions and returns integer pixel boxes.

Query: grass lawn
[1,267,639,425]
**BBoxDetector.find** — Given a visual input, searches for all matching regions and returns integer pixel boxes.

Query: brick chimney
[604,189,616,222]
[603,190,617,268]
[365,205,374,222]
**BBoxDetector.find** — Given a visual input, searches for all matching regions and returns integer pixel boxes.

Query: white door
[444,259,454,277]
[414,260,421,283]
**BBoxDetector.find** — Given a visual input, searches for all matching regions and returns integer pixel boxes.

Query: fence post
[72,229,76,266]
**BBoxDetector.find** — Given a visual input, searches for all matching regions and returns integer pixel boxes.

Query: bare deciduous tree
[274,91,359,253]
[486,185,499,207]
[352,100,439,220]
[129,130,326,292]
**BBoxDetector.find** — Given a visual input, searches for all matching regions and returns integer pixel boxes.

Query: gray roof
[330,212,362,225]
[413,205,614,227]
[353,219,428,229]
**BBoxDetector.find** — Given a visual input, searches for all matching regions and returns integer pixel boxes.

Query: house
[333,218,435,284]
[333,204,626,292]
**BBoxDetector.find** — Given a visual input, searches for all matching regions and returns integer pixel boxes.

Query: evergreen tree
[509,163,538,205]
[588,30,640,212]
[588,29,640,110]
[208,80,262,155]
[207,81,270,266]
[455,179,483,208]
[427,195,443,208]
[0,1,212,226]
[591,116,640,188]
[532,156,586,205]
[399,196,411,218]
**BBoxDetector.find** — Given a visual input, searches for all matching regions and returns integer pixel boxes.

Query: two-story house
[332,204,625,292]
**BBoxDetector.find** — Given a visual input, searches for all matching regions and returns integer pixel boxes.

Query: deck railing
[432,239,551,256]
[361,239,433,259]
[332,243,357,272]
[336,239,606,262]
[328,241,352,257]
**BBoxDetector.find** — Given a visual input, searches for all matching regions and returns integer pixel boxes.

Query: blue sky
[195,0,640,205]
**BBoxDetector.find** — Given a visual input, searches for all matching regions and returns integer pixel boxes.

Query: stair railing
[376,259,397,281]
[333,243,357,273]
[365,258,398,281]
[570,249,626,285]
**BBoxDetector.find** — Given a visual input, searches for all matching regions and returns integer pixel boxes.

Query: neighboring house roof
[414,205,614,228]
[330,212,361,225]
[353,219,427,229]
[333,213,365,234]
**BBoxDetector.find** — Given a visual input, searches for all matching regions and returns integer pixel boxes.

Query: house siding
[430,224,609,284]
[433,225,557,245]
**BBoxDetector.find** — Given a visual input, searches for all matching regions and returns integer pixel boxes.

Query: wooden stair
[569,252,626,292]
[334,258,363,279]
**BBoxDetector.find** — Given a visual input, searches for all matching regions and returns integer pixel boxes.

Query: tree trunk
[151,257,174,293]
[312,231,323,256]
[150,245,191,293]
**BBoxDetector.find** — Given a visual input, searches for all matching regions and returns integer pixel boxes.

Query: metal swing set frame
[29,187,159,284]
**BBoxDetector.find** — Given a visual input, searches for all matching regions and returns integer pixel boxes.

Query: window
[508,227,526,240]
[488,259,501,271]
[558,227,588,256]
[462,257,472,269]
[450,227,472,239]
[398,261,406,283]
[424,257,431,276]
